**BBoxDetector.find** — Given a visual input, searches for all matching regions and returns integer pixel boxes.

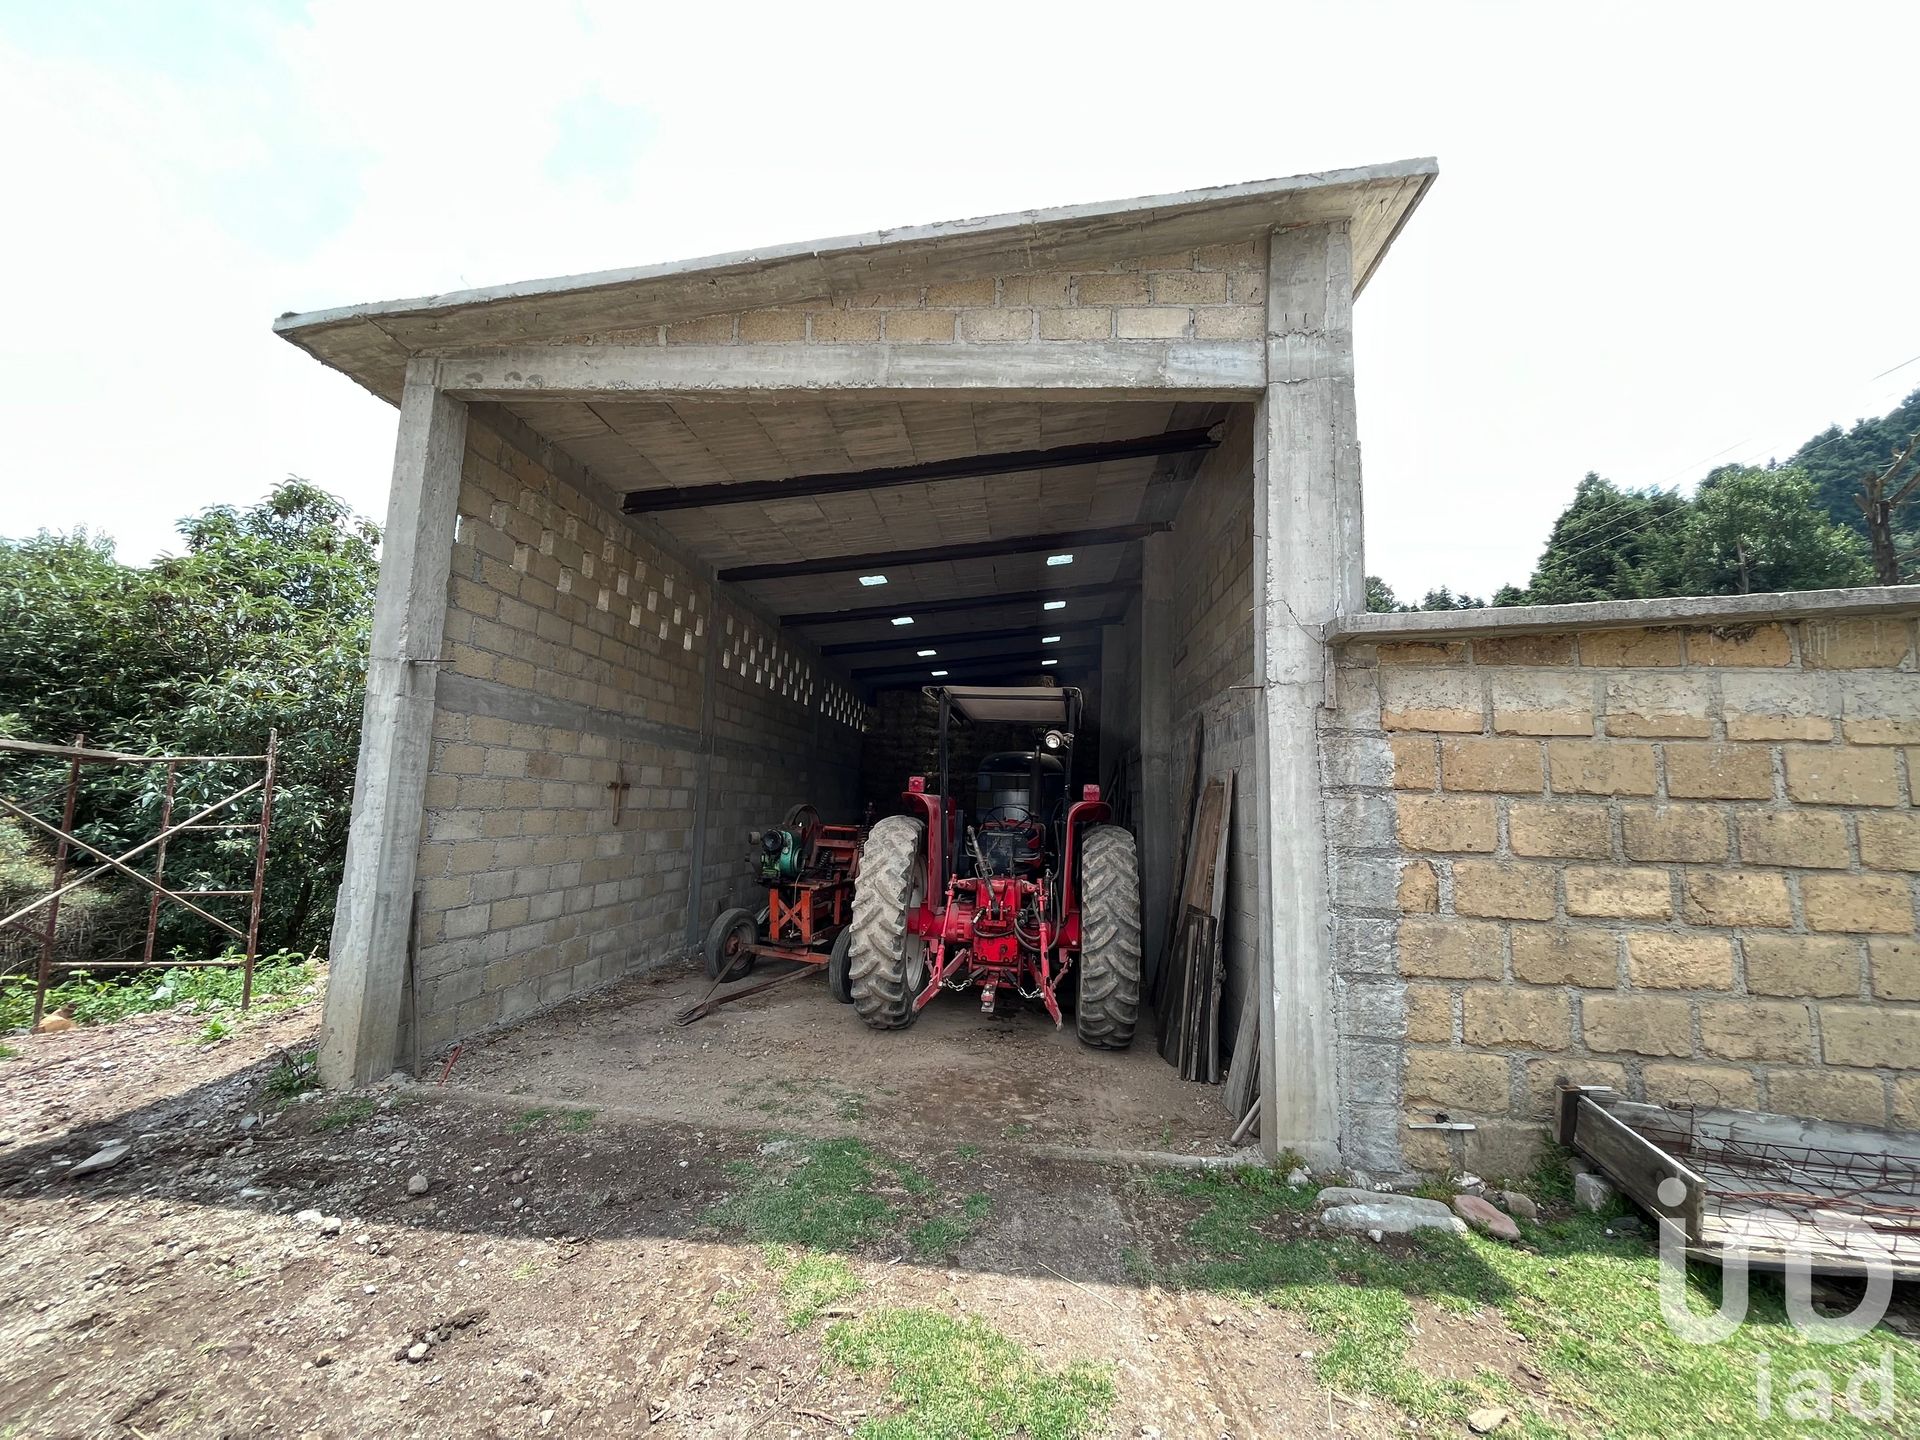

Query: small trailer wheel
[704,907,758,981]
[827,928,854,1004]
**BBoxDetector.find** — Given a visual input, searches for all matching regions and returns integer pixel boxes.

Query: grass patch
[318,1097,375,1132]
[708,1138,897,1251]
[764,1245,865,1329]
[263,1048,318,1101]
[508,1106,598,1134]
[954,1143,980,1160]
[0,952,318,1033]
[0,1043,17,1061]
[826,1308,1113,1440]
[1161,1165,1920,1437]
[909,1193,993,1260]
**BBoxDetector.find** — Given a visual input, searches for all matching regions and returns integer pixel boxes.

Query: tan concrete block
[1860,812,1920,871]
[884,309,958,343]
[1398,860,1439,913]
[959,308,1034,342]
[999,273,1074,307]
[1548,740,1657,796]
[1581,994,1694,1056]
[1522,1057,1631,1118]
[1895,1077,1920,1129]
[1745,935,1862,998]
[1149,270,1227,304]
[1802,873,1914,933]
[1399,918,1504,979]
[666,312,735,344]
[1663,743,1774,800]
[1195,239,1261,269]
[1073,273,1149,305]
[1623,806,1730,863]
[1471,634,1576,666]
[1821,1004,1920,1068]
[1399,1118,1456,1173]
[924,277,998,307]
[1871,938,1920,1000]
[1686,624,1793,667]
[1681,870,1792,928]
[1462,987,1572,1051]
[1801,617,1914,669]
[1512,927,1618,986]
[1226,269,1266,304]
[1738,811,1851,869]
[1453,861,1557,920]
[1377,641,1466,665]
[1397,795,1497,852]
[1192,307,1264,340]
[1783,746,1901,806]
[1115,307,1190,339]
[1038,307,1111,340]
[1405,1050,1512,1114]
[1644,1062,1759,1109]
[1406,986,1455,1042]
[1720,671,1838,742]
[1441,737,1543,793]
[737,308,807,342]
[1765,1068,1888,1126]
[1381,669,1485,733]
[1492,672,1595,736]
[1839,673,1920,744]
[1699,999,1812,1060]
[807,309,882,342]
[1567,866,1673,920]
[1580,627,1683,667]
[1605,674,1713,738]
[1509,802,1613,859]
[1390,736,1439,790]
[1628,931,1734,989]
[842,286,925,308]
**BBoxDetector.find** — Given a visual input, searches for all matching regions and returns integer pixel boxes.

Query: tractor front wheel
[826,927,854,1004]
[1075,825,1141,1050]
[849,815,928,1030]
[703,907,757,982]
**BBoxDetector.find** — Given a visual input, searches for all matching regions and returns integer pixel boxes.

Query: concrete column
[684,600,722,944]
[1252,221,1363,1167]
[318,361,469,1087]
[1138,534,1175,986]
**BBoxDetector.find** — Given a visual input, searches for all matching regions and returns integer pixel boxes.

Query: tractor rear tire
[704,907,757,982]
[1075,825,1141,1050]
[849,814,928,1030]
[827,927,854,1004]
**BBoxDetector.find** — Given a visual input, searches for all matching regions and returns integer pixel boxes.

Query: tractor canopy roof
[930,685,1083,726]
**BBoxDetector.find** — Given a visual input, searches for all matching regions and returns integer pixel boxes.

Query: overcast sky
[4,1,1916,601]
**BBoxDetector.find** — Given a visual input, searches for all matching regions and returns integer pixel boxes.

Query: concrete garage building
[280,160,1435,1167]
[280,156,1920,1175]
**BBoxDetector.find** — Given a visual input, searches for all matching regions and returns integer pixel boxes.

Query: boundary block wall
[1166,407,1262,1042]
[405,419,863,1057]
[1321,603,1920,1177]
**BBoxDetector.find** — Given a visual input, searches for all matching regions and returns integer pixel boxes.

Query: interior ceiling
[506,396,1226,691]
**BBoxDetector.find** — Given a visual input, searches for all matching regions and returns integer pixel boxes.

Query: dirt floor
[439,962,1239,1161]
[8,963,1916,1438]
[0,966,1387,1439]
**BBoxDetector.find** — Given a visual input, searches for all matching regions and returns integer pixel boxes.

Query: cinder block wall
[1324,610,1920,1176]
[1166,408,1261,1043]
[405,419,864,1058]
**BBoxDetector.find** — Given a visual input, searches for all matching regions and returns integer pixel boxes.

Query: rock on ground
[1452,1193,1521,1242]
[1320,1202,1468,1238]
[1573,1171,1617,1212]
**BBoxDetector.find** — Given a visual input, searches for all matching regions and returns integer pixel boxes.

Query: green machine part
[758,826,803,882]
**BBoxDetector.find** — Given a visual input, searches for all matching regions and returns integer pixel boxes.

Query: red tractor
[845,685,1141,1048]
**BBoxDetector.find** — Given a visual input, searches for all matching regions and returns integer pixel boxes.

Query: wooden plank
[1572,1095,1707,1244]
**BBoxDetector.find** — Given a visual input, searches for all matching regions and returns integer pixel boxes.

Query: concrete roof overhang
[274,159,1436,403]
[275,160,1436,690]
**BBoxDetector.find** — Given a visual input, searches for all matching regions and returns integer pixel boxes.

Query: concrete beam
[318,361,468,1087]
[1251,222,1362,1169]
[1138,535,1174,990]
[434,342,1266,404]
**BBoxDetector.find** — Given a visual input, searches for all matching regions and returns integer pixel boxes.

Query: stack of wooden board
[1154,770,1233,1083]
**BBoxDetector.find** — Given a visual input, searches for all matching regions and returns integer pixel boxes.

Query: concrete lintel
[318,361,468,1088]
[433,342,1266,403]
[1251,222,1361,1171]
[1326,585,1920,644]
